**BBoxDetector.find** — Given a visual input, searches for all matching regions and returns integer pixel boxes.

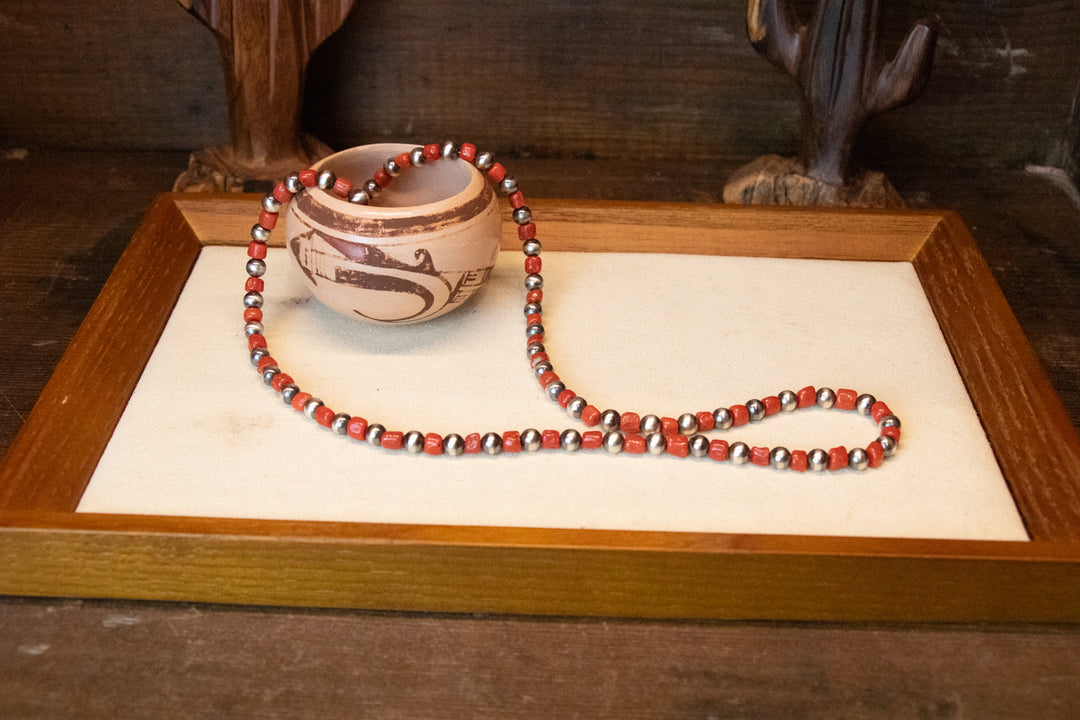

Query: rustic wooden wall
[0,0,1078,184]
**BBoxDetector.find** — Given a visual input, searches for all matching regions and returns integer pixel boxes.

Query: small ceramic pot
[284,143,502,324]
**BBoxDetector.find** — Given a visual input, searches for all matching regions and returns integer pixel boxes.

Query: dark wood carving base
[173,134,335,192]
[723,154,905,208]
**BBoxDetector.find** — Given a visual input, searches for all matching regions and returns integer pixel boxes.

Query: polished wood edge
[0,195,202,512]
[912,211,1080,539]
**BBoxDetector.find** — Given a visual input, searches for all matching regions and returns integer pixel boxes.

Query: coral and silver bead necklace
[242,141,902,472]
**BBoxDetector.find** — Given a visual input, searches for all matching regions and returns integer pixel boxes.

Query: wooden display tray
[2,194,1079,622]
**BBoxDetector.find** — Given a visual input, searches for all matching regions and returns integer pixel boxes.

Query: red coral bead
[458,143,476,162]
[424,433,443,455]
[526,289,542,303]
[526,313,541,326]
[620,412,641,434]
[509,191,525,209]
[539,371,559,388]
[828,446,849,470]
[244,308,262,322]
[258,210,278,229]
[529,352,549,368]
[529,333,544,345]
[395,152,412,168]
[248,241,267,259]
[525,256,542,274]
[373,168,391,188]
[881,425,901,442]
[871,401,892,423]
[695,411,714,432]
[291,392,312,412]
[624,434,646,454]
[541,429,560,449]
[581,405,601,426]
[381,431,403,450]
[247,334,267,350]
[518,223,537,241]
[581,431,603,449]
[502,430,521,453]
[866,441,884,468]
[708,440,729,461]
[730,405,749,426]
[315,405,335,427]
[750,446,770,466]
[790,450,808,472]
[245,277,264,292]
[346,416,368,440]
[762,396,781,416]
[423,144,441,161]
[333,178,353,197]
[256,356,277,372]
[487,163,507,182]
[835,388,858,411]
[666,436,689,458]
[272,182,293,204]
[661,417,678,435]
[299,169,317,187]
[464,432,482,453]
[557,389,576,408]
[796,386,817,408]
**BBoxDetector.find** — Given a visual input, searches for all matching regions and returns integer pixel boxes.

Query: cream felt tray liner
[77,246,1027,541]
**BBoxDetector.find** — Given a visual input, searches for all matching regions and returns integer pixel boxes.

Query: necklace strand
[242,141,901,471]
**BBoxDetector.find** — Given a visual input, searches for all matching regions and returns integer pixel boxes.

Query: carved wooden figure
[174,0,356,192]
[724,0,937,207]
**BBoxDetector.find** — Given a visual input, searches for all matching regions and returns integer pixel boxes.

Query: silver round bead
[877,435,898,457]
[498,177,518,195]
[526,322,544,337]
[560,429,582,452]
[746,399,766,422]
[848,447,870,471]
[730,442,751,465]
[316,169,336,190]
[856,393,877,416]
[533,361,553,376]
[522,239,542,256]
[481,432,503,455]
[244,321,264,337]
[331,413,351,436]
[879,414,901,429]
[512,207,532,225]
[603,431,625,453]
[808,448,829,471]
[409,147,426,166]
[523,301,542,316]
[262,193,282,213]
[441,141,459,160]
[250,346,271,366]
[303,397,324,419]
[689,435,710,458]
[546,381,566,401]
[444,433,465,456]
[713,408,733,430]
[779,390,798,412]
[646,432,667,455]
[524,273,543,290]
[474,151,494,171]
[363,180,381,196]
[385,158,402,177]
[285,172,303,194]
[816,387,836,409]
[404,431,425,454]
[599,409,621,432]
[246,257,266,277]
[526,341,545,357]
[250,223,271,243]
[261,366,280,386]
[640,414,662,435]
[347,188,370,205]
[521,428,542,452]
[280,384,299,403]
[677,413,699,436]
[243,291,263,309]
[366,424,385,446]
[769,446,792,470]
[567,396,588,419]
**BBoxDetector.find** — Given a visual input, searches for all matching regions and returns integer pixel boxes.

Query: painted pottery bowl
[284,143,502,324]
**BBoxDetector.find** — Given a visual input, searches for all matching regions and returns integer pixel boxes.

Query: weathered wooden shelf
[1,194,1078,622]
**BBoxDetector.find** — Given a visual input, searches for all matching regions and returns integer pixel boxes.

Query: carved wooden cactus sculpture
[724,0,937,207]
